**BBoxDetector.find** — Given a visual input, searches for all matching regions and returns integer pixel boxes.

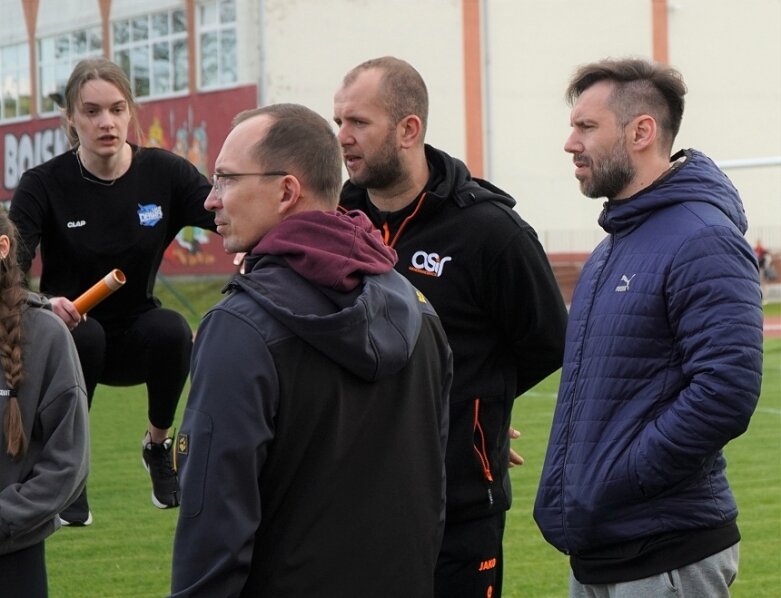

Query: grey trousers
[569,543,739,598]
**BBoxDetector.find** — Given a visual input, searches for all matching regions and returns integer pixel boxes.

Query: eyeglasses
[211,171,288,195]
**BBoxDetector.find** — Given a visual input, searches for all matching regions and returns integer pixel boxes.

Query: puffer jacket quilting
[534,149,763,554]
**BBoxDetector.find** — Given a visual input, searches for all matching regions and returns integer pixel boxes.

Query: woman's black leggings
[70,307,193,429]
[0,541,47,597]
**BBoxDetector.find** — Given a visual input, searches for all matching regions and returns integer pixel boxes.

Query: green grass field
[44,278,781,597]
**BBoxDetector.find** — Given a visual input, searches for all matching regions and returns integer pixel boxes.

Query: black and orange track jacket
[340,144,568,524]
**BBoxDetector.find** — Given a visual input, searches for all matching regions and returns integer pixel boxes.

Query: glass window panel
[110,9,189,99]
[18,46,29,69]
[153,42,170,94]
[116,49,130,76]
[131,46,149,97]
[173,10,186,33]
[153,42,170,62]
[40,94,55,113]
[131,45,148,68]
[39,37,55,62]
[114,20,129,45]
[199,2,217,26]
[40,65,55,96]
[201,31,217,60]
[0,42,30,118]
[17,70,30,94]
[134,75,150,98]
[19,92,31,116]
[196,0,239,90]
[72,30,87,54]
[200,32,217,87]
[220,29,237,83]
[38,27,103,114]
[55,62,70,94]
[89,29,102,52]
[132,16,149,42]
[152,13,168,37]
[4,96,17,119]
[220,0,237,23]
[173,39,188,91]
[55,36,70,59]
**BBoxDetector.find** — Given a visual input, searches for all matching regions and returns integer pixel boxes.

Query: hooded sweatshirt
[533,149,763,581]
[341,145,567,523]
[0,293,88,555]
[171,210,452,598]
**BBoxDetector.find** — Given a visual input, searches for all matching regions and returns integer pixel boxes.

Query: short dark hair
[566,58,687,151]
[343,56,429,135]
[233,104,342,206]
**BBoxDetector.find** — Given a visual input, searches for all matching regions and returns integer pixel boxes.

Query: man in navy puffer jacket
[534,58,763,598]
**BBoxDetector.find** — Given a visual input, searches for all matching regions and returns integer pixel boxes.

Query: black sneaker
[142,435,180,509]
[59,487,93,526]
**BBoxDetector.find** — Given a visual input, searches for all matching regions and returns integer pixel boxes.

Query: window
[0,43,31,121]
[198,0,237,89]
[113,9,188,99]
[38,28,103,114]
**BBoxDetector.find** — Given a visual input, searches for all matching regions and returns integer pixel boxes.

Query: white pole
[716,156,781,170]
[483,0,492,181]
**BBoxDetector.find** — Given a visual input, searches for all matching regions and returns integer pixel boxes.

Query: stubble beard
[580,139,635,200]
[349,129,405,190]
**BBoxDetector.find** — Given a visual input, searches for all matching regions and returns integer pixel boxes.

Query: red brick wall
[549,253,587,306]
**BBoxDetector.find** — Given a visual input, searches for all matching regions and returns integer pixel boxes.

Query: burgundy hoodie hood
[229,209,427,381]
[251,210,397,291]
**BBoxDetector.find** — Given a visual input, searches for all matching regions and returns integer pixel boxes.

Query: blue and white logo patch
[137,203,163,227]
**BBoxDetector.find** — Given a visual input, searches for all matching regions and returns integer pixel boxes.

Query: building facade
[1,0,779,274]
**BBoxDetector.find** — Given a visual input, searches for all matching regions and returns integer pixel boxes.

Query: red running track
[765,316,781,338]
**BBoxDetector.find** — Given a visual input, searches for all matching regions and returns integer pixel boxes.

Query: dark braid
[0,210,26,458]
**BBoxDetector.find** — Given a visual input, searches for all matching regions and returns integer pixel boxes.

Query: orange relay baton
[72,269,127,315]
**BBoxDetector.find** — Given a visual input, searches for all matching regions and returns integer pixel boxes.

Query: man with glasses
[170,103,452,597]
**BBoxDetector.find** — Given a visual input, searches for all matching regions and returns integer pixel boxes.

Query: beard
[349,128,405,190]
[578,139,635,199]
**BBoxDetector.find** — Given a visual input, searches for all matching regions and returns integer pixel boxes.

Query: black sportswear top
[10,145,215,324]
[341,144,568,522]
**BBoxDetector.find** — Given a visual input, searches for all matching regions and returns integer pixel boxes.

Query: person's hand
[49,296,83,330]
[509,426,524,467]
[233,251,247,274]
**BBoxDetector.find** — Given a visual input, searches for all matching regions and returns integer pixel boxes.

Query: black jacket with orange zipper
[340,144,567,523]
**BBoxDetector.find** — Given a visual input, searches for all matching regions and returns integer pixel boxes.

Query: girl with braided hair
[0,210,88,597]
